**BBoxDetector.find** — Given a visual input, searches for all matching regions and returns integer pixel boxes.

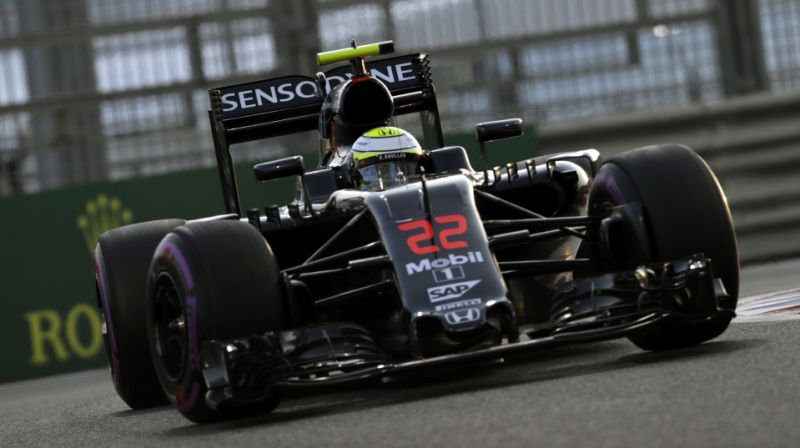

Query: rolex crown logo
[77,194,134,255]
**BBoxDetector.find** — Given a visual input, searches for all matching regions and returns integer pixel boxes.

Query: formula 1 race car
[95,41,739,423]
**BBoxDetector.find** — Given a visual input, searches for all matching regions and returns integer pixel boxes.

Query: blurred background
[1,0,800,382]
[2,0,799,257]
[0,0,797,189]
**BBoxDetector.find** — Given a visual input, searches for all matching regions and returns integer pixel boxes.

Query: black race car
[95,41,739,423]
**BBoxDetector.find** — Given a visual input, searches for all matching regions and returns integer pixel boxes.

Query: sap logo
[221,81,319,112]
[405,251,484,275]
[435,298,482,312]
[427,280,481,303]
[444,308,481,325]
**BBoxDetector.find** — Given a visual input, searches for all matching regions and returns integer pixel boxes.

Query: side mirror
[475,118,523,143]
[474,118,523,186]
[254,156,305,182]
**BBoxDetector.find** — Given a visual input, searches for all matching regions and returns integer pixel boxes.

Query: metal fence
[0,0,798,196]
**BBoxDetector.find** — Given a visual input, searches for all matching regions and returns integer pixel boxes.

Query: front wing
[199,256,733,408]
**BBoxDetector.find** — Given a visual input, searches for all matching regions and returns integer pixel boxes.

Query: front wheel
[589,144,739,351]
[146,220,289,423]
[95,219,185,409]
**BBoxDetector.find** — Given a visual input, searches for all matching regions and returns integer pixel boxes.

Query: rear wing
[208,53,444,215]
[209,53,441,144]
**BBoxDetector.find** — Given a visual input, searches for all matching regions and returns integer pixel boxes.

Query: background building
[1,0,798,195]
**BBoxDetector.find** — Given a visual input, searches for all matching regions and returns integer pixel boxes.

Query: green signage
[0,163,295,383]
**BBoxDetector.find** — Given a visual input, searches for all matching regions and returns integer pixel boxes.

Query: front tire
[146,220,289,423]
[589,144,739,351]
[95,219,185,408]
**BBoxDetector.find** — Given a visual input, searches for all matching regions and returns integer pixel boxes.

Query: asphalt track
[3,260,800,447]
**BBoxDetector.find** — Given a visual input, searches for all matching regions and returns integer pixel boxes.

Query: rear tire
[95,219,185,408]
[589,144,739,351]
[146,220,289,423]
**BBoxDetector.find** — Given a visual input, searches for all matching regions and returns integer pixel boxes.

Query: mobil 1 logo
[404,251,485,277]
[433,265,464,283]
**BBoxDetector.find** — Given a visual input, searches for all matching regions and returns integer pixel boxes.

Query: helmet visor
[357,154,421,191]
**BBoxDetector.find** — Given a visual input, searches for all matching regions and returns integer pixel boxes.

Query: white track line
[736,288,800,322]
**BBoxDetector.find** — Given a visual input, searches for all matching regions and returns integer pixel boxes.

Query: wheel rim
[152,272,188,383]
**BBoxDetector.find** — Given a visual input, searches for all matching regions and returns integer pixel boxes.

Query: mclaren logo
[427,280,481,303]
[77,194,134,255]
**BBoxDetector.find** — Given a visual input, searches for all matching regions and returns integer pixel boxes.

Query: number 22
[397,214,468,255]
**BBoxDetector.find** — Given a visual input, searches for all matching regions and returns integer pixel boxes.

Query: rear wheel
[589,144,739,351]
[146,220,289,423]
[95,219,185,408]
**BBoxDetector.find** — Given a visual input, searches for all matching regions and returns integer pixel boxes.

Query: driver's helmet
[351,127,423,191]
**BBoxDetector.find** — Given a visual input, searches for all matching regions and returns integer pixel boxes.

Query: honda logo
[444,308,481,325]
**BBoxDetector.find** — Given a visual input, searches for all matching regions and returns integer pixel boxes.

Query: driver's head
[352,127,423,191]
